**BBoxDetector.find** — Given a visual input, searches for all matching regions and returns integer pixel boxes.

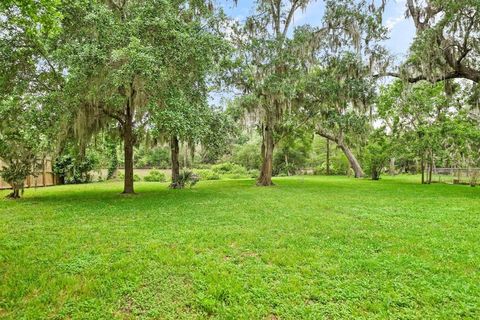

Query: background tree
[364,129,391,180]
[231,0,314,186]
[303,54,375,177]
[0,96,57,198]
[376,79,480,184]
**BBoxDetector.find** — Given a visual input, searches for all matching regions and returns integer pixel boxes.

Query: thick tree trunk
[170,135,181,189]
[257,125,275,186]
[338,143,364,178]
[122,105,135,194]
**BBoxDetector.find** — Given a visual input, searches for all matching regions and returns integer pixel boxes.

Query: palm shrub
[170,170,199,189]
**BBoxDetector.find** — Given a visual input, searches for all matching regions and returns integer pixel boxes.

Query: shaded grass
[0,176,479,319]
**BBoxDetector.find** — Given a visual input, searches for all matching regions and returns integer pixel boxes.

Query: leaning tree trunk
[257,124,275,186]
[122,103,135,194]
[317,130,364,178]
[170,135,181,189]
[338,143,364,178]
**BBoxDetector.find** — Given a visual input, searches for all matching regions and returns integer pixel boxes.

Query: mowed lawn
[0,176,479,319]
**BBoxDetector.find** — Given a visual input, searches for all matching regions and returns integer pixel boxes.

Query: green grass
[1,176,479,319]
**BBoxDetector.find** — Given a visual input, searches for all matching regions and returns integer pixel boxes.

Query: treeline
[1,0,479,198]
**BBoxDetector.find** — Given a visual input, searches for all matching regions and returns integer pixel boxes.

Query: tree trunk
[42,156,47,187]
[170,135,181,189]
[184,143,188,168]
[284,153,290,176]
[7,182,21,199]
[326,138,331,175]
[428,151,434,184]
[122,105,135,194]
[389,158,395,176]
[316,130,364,178]
[338,143,364,178]
[421,153,425,184]
[257,124,275,186]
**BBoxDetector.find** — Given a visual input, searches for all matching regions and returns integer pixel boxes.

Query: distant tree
[0,97,54,198]
[376,80,479,183]
[303,54,376,178]
[57,0,222,193]
[0,1,62,198]
[364,129,391,180]
[231,0,388,184]
[230,0,326,186]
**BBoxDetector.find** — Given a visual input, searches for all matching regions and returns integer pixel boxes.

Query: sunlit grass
[1,175,479,319]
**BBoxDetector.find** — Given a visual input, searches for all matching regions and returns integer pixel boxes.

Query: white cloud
[385,14,404,31]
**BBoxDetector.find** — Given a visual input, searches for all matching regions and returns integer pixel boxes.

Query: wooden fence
[0,158,56,190]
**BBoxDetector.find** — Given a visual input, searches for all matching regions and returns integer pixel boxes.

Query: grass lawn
[0,176,479,319]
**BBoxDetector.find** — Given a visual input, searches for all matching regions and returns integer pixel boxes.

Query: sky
[216,0,416,58]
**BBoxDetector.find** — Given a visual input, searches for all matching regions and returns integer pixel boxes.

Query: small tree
[0,99,47,198]
[364,130,391,180]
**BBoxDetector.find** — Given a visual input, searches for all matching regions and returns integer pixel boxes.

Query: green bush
[313,155,351,176]
[53,153,98,184]
[231,141,262,170]
[194,169,220,181]
[194,164,212,170]
[135,145,170,169]
[248,169,260,178]
[212,162,248,175]
[144,169,167,182]
[118,172,141,181]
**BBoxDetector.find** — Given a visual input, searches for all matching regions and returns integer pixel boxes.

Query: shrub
[365,130,391,180]
[144,169,166,182]
[194,164,212,170]
[194,169,220,181]
[118,172,142,182]
[313,155,351,176]
[248,169,260,178]
[170,170,199,189]
[53,153,98,184]
[231,141,262,170]
[212,162,248,175]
